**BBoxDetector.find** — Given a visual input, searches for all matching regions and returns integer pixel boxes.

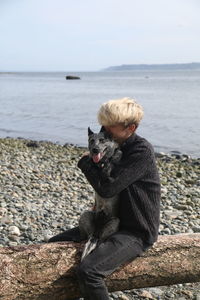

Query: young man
[49,97,161,300]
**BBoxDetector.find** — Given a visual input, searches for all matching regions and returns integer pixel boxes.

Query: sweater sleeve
[78,144,152,198]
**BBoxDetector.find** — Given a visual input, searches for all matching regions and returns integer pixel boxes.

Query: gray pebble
[192,226,200,233]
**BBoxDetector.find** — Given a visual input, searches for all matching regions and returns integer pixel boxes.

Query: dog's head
[88,127,118,164]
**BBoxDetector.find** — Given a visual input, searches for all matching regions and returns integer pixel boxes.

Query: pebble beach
[0,137,199,300]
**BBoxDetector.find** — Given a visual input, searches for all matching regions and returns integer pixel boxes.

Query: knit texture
[78,133,161,245]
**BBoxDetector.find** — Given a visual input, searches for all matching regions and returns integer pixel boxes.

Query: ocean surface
[0,70,200,157]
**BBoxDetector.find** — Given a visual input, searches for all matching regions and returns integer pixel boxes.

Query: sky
[0,0,200,71]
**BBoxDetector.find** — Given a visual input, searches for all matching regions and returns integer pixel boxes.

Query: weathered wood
[0,233,199,300]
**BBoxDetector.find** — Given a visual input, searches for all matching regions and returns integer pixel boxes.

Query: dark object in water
[66,75,80,80]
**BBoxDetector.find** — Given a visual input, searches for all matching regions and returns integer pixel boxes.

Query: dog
[79,127,122,260]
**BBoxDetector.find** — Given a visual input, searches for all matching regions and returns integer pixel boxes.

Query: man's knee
[76,260,96,283]
[77,261,90,281]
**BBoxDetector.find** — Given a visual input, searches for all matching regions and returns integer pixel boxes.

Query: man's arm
[78,145,153,198]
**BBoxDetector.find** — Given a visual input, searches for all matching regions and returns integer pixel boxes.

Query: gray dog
[79,127,122,260]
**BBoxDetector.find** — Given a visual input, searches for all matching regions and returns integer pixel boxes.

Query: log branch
[0,233,199,300]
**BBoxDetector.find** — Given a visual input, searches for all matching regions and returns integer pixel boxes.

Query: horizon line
[1,62,200,73]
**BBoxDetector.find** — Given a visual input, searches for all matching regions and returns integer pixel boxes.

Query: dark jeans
[48,227,149,300]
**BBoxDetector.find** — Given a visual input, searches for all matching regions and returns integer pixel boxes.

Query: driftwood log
[0,233,199,300]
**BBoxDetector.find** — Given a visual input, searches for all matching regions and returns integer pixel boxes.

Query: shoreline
[1,136,199,159]
[0,137,199,299]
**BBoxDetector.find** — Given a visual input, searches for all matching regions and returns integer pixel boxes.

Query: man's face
[104,124,136,144]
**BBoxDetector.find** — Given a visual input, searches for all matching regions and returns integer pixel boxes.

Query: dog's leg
[99,217,120,240]
[79,211,99,260]
[79,211,95,240]
[81,237,98,261]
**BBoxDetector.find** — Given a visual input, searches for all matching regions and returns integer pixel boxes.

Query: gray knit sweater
[78,133,161,246]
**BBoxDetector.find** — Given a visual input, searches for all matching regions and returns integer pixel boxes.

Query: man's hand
[78,152,92,172]
[81,151,90,158]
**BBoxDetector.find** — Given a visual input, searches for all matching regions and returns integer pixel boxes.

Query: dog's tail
[81,237,98,261]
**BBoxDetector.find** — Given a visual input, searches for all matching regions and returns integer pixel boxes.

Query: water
[0,70,200,157]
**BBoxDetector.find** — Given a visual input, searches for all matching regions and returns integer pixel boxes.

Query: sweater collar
[120,133,137,151]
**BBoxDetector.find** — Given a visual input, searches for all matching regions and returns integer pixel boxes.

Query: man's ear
[128,124,136,133]
[88,127,94,136]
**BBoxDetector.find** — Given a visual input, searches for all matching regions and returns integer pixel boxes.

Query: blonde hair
[97,97,144,128]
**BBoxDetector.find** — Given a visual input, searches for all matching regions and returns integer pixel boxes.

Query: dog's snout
[92,148,99,154]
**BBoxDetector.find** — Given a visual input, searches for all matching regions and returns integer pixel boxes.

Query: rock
[174,204,190,210]
[1,216,13,224]
[8,234,20,241]
[161,187,168,194]
[155,152,165,158]
[164,210,183,219]
[162,228,171,234]
[8,241,18,247]
[42,229,53,242]
[186,229,194,233]
[26,141,40,148]
[192,226,200,233]
[66,75,80,80]
[119,294,130,300]
[0,202,7,208]
[176,172,183,178]
[8,226,21,236]
[148,287,164,296]
[0,208,7,217]
[182,290,193,298]
[140,290,155,299]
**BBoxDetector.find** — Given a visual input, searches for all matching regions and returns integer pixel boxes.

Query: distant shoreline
[104,62,200,71]
[1,62,200,73]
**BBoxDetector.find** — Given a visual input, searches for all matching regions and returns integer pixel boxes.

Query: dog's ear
[100,126,106,133]
[104,131,112,139]
[88,127,94,136]
[99,126,112,139]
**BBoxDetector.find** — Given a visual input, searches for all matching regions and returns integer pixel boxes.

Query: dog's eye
[90,139,95,144]
[99,139,105,143]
